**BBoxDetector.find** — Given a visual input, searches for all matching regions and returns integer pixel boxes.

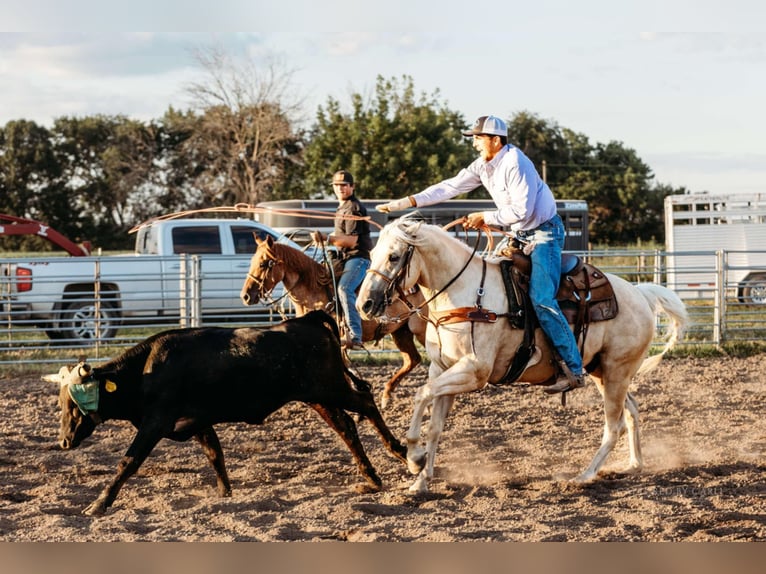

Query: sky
[1,1,765,197]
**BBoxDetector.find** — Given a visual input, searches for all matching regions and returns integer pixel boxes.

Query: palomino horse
[357,218,689,493]
[240,235,427,408]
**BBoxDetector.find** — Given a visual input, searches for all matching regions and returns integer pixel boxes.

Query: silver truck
[1,218,304,344]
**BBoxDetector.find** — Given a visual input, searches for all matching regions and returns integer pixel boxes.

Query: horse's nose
[241,292,251,305]
[360,299,373,314]
[59,438,70,450]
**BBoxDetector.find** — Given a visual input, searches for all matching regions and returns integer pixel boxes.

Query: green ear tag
[105,380,117,392]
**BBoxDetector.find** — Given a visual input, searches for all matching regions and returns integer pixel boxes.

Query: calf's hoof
[355,482,382,494]
[83,501,108,516]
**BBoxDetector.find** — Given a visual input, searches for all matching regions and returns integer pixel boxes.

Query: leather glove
[464,212,486,229]
[376,196,416,213]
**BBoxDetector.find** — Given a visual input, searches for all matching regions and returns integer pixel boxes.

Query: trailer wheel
[55,298,120,343]
[740,273,766,305]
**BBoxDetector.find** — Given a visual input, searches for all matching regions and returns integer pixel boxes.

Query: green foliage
[302,75,475,199]
[0,120,65,251]
[507,111,680,244]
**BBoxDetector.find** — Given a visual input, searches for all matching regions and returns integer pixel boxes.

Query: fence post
[714,250,726,346]
[190,255,201,328]
[179,255,189,328]
[653,249,663,285]
[94,258,102,353]
[1,263,10,341]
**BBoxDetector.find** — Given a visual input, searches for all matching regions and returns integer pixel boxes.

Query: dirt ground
[0,354,763,542]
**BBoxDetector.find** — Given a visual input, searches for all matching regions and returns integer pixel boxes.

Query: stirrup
[544,373,586,394]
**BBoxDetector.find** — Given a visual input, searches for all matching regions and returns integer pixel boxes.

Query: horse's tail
[635,283,690,376]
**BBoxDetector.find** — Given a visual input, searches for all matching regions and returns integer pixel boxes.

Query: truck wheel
[740,273,766,305]
[57,298,120,343]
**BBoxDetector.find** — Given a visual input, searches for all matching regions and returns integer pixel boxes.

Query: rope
[129,203,383,234]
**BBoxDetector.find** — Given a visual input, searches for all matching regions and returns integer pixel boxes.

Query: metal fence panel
[2,249,766,367]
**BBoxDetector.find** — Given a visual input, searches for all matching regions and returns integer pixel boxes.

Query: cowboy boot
[545,360,587,394]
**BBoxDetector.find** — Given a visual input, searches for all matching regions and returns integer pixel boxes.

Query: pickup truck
[1,218,306,344]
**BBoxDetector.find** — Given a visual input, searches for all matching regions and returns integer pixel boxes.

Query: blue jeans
[520,214,583,374]
[337,256,370,343]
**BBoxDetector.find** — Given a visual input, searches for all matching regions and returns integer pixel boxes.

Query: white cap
[461,115,508,137]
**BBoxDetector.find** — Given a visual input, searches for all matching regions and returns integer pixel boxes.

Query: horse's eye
[388,253,401,263]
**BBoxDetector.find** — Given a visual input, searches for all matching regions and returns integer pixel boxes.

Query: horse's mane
[385,216,474,255]
[266,241,335,288]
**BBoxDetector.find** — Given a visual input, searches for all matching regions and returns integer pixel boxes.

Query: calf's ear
[41,365,73,387]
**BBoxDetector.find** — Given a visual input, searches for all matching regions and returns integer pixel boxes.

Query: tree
[303,75,475,199]
[183,45,305,206]
[505,111,679,244]
[0,120,67,251]
[51,115,161,249]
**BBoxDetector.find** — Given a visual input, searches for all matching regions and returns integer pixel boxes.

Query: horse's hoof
[380,393,390,410]
[617,463,642,476]
[571,472,597,484]
[408,475,428,494]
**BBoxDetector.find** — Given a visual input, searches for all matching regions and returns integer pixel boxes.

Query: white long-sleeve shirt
[412,144,557,232]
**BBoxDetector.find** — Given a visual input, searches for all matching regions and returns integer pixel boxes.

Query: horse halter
[366,244,415,308]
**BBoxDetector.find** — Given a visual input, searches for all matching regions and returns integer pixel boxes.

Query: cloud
[0,33,258,79]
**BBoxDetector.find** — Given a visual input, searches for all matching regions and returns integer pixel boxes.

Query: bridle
[365,227,483,321]
[246,257,278,295]
[365,244,415,310]
[246,256,290,307]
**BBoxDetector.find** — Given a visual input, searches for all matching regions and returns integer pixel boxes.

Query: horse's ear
[253,233,275,247]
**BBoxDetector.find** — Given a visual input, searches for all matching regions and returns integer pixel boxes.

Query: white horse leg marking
[423,394,456,480]
[623,392,643,472]
[405,358,485,492]
[575,373,630,482]
[406,384,432,475]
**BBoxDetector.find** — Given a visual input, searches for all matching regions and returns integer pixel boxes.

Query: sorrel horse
[240,235,427,408]
[357,218,689,493]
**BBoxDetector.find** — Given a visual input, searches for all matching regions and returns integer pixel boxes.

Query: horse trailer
[664,193,766,303]
[255,198,589,252]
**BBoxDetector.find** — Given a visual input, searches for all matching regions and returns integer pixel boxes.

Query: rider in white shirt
[377,115,586,394]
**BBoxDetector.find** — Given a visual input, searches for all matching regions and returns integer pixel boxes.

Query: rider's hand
[464,212,486,229]
[376,197,416,213]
